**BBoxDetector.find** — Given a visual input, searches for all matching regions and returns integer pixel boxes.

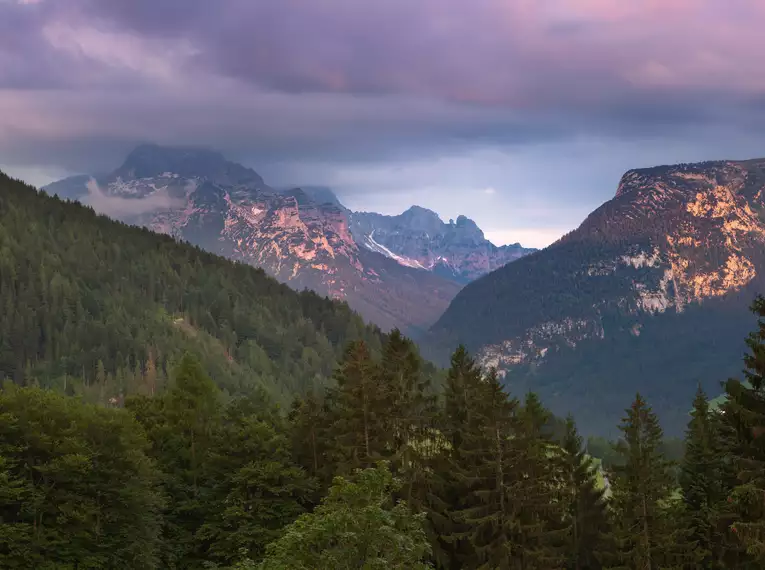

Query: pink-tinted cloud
[4,0,765,102]
[3,0,765,194]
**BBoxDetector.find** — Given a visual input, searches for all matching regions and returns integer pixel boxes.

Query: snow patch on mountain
[364,231,427,270]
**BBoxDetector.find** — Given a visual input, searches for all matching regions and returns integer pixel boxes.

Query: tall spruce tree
[680,385,736,568]
[606,393,679,570]
[378,330,436,483]
[722,295,765,563]
[288,389,334,491]
[436,345,486,568]
[512,392,567,569]
[449,367,520,569]
[559,415,609,570]
[326,340,391,474]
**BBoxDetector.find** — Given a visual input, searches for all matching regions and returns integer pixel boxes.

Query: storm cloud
[3,0,765,247]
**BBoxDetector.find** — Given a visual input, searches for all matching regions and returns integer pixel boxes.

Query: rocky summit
[428,158,765,435]
[350,207,534,283]
[45,145,530,333]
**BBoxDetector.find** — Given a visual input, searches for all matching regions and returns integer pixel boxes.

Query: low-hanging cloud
[82,177,186,218]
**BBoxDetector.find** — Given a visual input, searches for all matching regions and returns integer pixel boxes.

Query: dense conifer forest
[2,172,765,568]
[0,172,387,403]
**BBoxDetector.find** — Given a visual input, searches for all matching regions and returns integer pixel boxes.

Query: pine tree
[127,352,222,568]
[378,329,438,502]
[512,392,567,569]
[449,367,520,569]
[722,295,765,563]
[327,340,390,474]
[435,345,486,568]
[680,385,735,568]
[146,349,157,396]
[559,416,608,570]
[606,393,679,570]
[289,389,334,489]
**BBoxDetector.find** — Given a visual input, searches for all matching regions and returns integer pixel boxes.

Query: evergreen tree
[449,367,520,569]
[435,345,486,568]
[378,330,437,486]
[680,385,735,568]
[722,295,765,563]
[512,392,567,569]
[127,353,222,568]
[606,393,679,570]
[288,389,334,489]
[559,416,609,570]
[197,394,315,565]
[327,340,390,473]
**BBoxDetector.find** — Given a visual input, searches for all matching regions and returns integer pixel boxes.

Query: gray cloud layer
[3,0,765,246]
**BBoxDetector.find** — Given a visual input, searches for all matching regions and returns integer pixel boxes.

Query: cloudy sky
[3,0,765,247]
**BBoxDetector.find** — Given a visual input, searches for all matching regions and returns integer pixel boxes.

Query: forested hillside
[2,305,765,568]
[0,171,384,403]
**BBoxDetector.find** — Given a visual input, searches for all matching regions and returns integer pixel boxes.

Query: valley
[41,150,765,436]
[3,156,765,569]
[6,1,765,566]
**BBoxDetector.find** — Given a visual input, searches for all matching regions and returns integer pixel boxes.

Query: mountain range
[427,158,765,435]
[45,145,533,334]
[43,145,765,436]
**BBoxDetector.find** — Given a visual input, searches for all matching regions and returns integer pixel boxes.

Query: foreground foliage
[257,463,432,569]
[3,300,765,567]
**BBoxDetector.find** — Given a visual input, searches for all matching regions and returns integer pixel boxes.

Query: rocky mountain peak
[349,206,534,283]
[43,145,469,333]
[428,155,765,435]
[398,205,444,233]
[614,160,730,198]
[452,214,485,241]
[113,144,265,188]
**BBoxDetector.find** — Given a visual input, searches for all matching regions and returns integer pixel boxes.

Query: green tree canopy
[255,462,432,570]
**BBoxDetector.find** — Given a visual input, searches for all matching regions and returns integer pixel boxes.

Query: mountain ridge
[44,145,533,332]
[427,157,765,435]
[349,205,535,283]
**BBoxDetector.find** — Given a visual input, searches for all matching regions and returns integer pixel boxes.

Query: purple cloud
[3,0,765,248]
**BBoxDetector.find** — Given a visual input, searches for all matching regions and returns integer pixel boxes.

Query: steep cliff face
[428,158,765,435]
[350,206,535,283]
[46,146,462,333]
